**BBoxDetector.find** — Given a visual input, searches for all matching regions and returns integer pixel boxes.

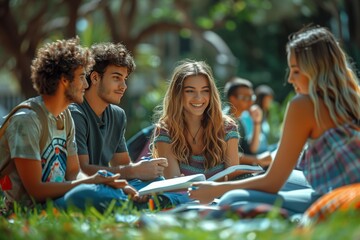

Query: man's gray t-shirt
[0,96,77,205]
[69,99,128,167]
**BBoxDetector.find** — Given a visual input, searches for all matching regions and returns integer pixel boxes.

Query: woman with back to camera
[189,26,360,215]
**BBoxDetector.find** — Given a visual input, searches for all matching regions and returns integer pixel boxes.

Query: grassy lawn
[0,200,359,240]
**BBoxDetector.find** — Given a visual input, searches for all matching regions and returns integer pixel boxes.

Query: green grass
[1,199,360,240]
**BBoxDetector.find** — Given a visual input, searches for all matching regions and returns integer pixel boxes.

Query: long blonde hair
[286,26,360,127]
[152,60,234,169]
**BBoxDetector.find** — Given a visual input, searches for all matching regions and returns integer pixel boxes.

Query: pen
[148,198,155,211]
[97,170,115,177]
[140,156,151,161]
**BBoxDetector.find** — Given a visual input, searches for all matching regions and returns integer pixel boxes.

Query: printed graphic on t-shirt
[41,138,67,182]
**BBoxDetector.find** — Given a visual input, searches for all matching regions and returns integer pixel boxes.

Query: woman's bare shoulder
[290,94,312,104]
[288,94,314,112]
[286,94,316,126]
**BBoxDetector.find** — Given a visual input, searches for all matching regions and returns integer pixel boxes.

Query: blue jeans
[280,169,312,191]
[217,170,320,215]
[217,188,321,215]
[53,183,130,211]
[53,177,191,212]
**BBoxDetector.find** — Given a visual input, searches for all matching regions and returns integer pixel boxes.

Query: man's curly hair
[31,37,94,95]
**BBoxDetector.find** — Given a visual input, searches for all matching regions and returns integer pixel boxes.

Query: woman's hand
[172,173,185,178]
[188,181,223,204]
[249,104,263,124]
[257,154,273,168]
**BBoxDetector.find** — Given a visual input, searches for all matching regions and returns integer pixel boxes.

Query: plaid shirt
[298,123,360,194]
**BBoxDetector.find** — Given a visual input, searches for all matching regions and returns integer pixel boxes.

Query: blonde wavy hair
[152,60,235,169]
[286,26,360,127]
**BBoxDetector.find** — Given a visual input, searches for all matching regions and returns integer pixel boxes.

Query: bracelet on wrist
[254,122,261,125]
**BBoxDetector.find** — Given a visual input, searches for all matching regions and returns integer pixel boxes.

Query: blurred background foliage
[0,0,359,139]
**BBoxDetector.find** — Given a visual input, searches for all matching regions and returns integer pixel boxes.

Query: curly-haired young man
[0,38,140,212]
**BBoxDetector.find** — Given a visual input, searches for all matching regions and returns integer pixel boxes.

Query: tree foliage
[0,0,359,136]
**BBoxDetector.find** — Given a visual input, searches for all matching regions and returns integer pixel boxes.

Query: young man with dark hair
[70,42,189,208]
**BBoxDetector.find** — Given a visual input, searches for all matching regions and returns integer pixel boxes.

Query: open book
[138,174,206,196]
[138,165,264,196]
[207,164,264,181]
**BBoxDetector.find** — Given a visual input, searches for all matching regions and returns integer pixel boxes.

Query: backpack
[127,125,155,162]
[0,99,49,191]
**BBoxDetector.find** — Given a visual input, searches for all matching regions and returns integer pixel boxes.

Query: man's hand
[86,171,123,185]
[131,158,168,180]
[123,185,149,203]
[105,179,129,189]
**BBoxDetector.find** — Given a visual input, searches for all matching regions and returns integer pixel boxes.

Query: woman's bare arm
[155,141,182,178]
[190,95,315,203]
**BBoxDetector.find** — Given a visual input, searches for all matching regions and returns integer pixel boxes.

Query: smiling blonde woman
[151,60,240,180]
